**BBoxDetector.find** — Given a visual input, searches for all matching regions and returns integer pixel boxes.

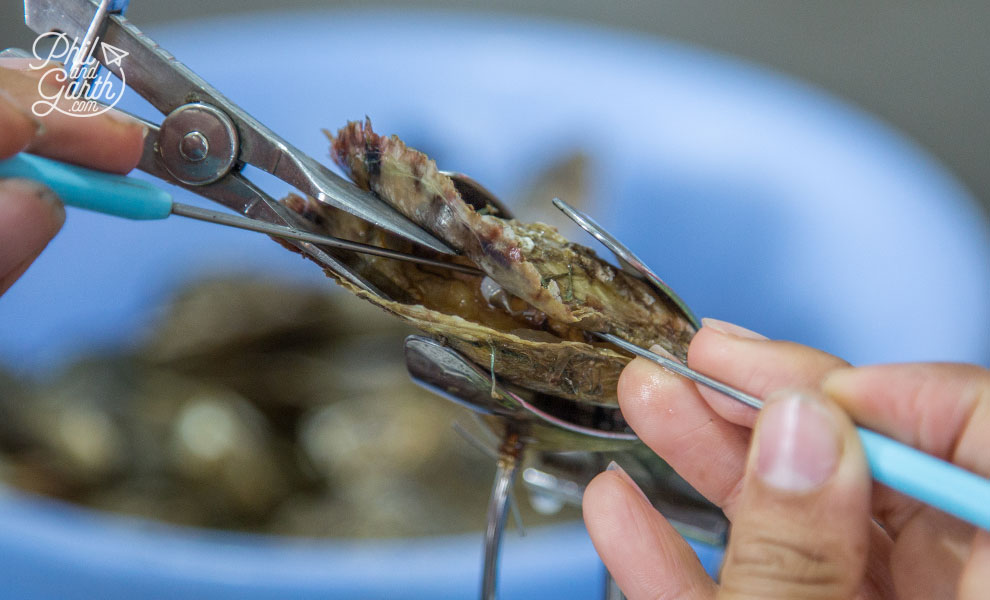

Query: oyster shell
[281,120,696,405]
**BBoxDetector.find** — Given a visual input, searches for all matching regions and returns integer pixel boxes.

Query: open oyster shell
[280,120,696,406]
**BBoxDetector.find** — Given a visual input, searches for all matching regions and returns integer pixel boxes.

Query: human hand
[583,318,990,599]
[0,58,146,296]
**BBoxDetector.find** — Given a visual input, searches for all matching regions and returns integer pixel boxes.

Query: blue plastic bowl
[1,9,987,598]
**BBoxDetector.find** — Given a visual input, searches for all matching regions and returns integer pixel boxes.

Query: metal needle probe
[596,332,762,409]
[0,153,482,276]
[65,0,110,90]
[169,202,482,275]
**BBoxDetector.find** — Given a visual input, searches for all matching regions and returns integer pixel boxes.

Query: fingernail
[606,460,651,504]
[820,367,855,399]
[0,178,65,229]
[0,90,44,135]
[702,317,768,341]
[0,58,40,71]
[105,108,145,134]
[756,391,839,492]
[648,344,682,363]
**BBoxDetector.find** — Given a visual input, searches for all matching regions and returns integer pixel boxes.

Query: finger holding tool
[551,196,990,532]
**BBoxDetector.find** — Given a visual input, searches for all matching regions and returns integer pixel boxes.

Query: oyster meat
[281,120,696,405]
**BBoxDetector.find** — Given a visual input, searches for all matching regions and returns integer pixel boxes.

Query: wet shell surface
[281,120,697,405]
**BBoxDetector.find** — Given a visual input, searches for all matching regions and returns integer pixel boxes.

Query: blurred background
[3,1,989,218]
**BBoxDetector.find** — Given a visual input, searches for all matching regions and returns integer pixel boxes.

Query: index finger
[823,363,990,478]
[618,322,849,514]
[0,60,146,173]
[0,91,41,159]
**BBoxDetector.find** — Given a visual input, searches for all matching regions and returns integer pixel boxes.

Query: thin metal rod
[596,332,763,410]
[508,491,526,538]
[603,567,625,600]
[68,0,111,92]
[482,432,524,600]
[170,202,484,276]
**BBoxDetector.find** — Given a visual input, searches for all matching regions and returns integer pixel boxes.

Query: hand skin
[0,58,146,296]
[583,318,990,599]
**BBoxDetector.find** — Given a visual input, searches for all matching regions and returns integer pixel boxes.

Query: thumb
[718,389,872,600]
[0,178,65,296]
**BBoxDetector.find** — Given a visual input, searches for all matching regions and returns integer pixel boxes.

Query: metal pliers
[20,0,456,296]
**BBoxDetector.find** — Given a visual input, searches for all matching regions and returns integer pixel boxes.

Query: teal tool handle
[0,153,172,220]
[859,427,990,529]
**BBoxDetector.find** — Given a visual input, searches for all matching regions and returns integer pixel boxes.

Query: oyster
[1,278,587,535]
[281,119,695,405]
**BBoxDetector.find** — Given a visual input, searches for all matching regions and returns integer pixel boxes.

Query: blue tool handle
[0,154,172,220]
[859,427,990,530]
